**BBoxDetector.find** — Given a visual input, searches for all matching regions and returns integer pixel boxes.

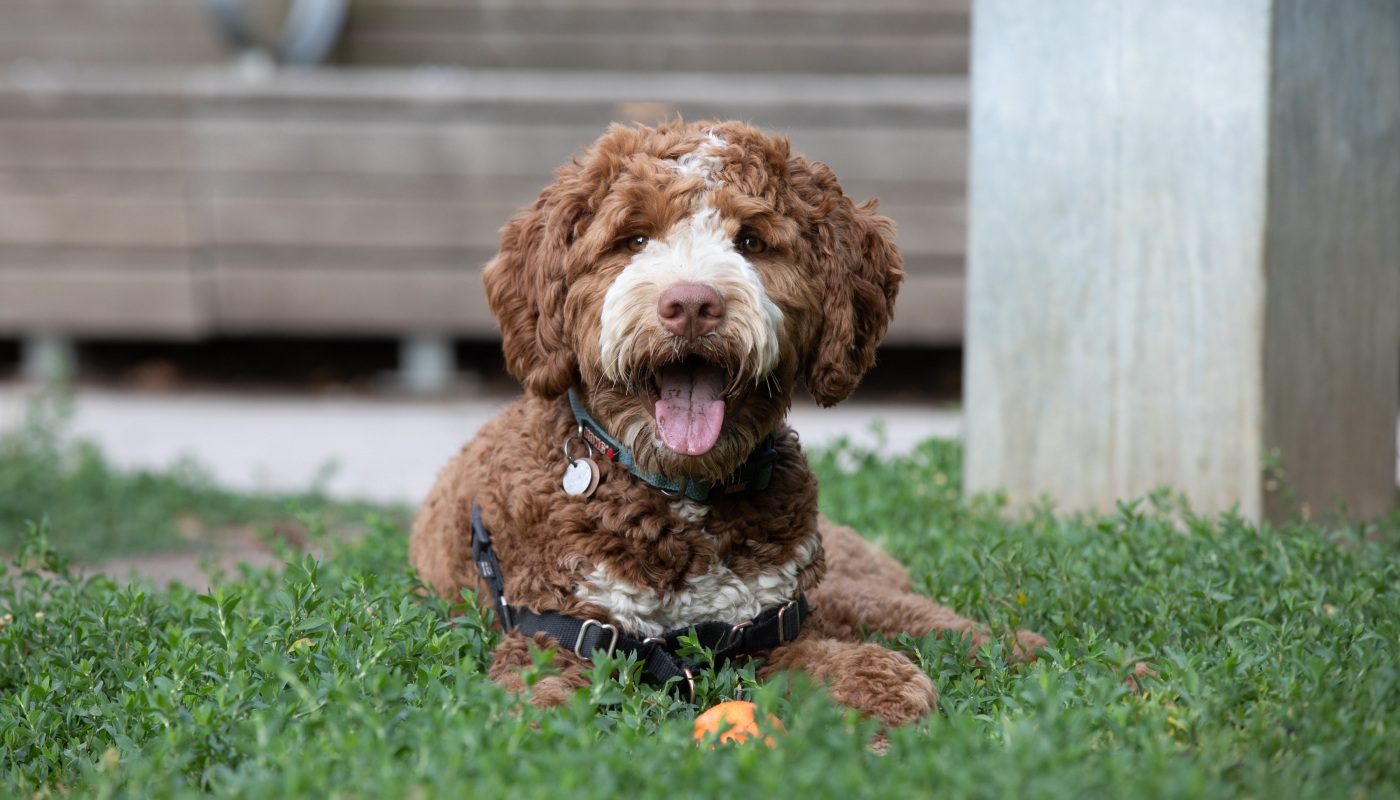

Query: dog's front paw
[825,643,936,727]
[965,626,1047,664]
[525,675,586,708]
[1010,628,1047,662]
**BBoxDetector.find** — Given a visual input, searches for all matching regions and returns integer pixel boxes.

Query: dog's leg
[807,577,985,643]
[807,578,1047,662]
[817,518,1046,661]
[757,635,936,726]
[487,632,592,708]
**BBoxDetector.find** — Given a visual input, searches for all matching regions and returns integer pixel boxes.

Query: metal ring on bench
[201,0,349,65]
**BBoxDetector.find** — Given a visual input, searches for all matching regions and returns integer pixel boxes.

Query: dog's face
[484,121,902,482]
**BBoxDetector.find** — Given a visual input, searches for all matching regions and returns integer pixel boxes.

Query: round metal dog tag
[562,457,600,497]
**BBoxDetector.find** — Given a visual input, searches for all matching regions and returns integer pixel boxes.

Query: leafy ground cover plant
[1,433,1397,799]
[0,395,408,559]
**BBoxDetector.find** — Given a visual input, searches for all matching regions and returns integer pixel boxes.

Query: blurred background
[0,0,968,503]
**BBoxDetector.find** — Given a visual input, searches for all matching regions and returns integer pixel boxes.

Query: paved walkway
[6,382,1396,588]
[0,383,961,505]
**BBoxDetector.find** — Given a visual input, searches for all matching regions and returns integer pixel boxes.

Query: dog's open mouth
[644,355,729,456]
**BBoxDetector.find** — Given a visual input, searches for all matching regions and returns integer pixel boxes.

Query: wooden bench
[0,0,970,366]
[2,0,968,75]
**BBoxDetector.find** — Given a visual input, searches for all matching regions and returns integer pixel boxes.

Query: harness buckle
[575,619,619,659]
[777,600,799,645]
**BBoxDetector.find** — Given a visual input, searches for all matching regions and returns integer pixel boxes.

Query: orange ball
[692,700,785,747]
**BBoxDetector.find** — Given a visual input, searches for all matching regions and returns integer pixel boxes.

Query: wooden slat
[346,0,968,15]
[0,267,206,336]
[0,244,189,272]
[192,123,965,182]
[0,169,191,247]
[0,70,963,151]
[837,179,965,207]
[0,121,962,183]
[212,244,493,271]
[199,171,550,203]
[884,273,964,346]
[199,199,963,255]
[0,169,188,196]
[350,6,963,36]
[0,196,190,247]
[0,69,962,122]
[799,130,967,184]
[0,170,963,259]
[0,257,960,340]
[0,40,220,66]
[0,120,190,171]
[203,198,514,248]
[194,122,591,177]
[336,34,965,75]
[877,203,966,260]
[351,0,966,11]
[213,264,496,335]
[198,171,964,209]
[0,2,222,65]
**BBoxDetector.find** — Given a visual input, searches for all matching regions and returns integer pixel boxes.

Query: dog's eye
[621,235,648,253]
[738,235,767,255]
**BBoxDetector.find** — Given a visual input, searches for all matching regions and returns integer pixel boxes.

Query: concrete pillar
[964,1,1400,521]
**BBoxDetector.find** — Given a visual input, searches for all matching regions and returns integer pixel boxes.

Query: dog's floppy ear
[797,159,904,407]
[483,166,594,397]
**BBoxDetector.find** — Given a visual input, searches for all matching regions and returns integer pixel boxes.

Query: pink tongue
[654,361,726,455]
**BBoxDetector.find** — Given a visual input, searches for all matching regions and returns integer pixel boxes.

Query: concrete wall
[964,0,1399,521]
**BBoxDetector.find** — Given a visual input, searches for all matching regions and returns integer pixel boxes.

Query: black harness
[470,504,808,703]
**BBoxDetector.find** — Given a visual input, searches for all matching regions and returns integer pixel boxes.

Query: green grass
[2,421,1399,798]
[0,394,410,560]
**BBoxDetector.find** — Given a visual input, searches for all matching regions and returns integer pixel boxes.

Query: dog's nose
[658,282,725,339]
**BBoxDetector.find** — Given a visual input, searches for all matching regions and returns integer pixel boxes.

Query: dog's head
[484,121,902,482]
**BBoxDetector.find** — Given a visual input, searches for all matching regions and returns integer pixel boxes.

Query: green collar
[566,390,776,503]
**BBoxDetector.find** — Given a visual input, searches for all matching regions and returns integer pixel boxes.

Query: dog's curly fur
[410,120,1044,726]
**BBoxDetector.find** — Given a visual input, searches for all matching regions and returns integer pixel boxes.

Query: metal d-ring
[563,425,595,466]
[726,620,753,648]
[681,666,696,705]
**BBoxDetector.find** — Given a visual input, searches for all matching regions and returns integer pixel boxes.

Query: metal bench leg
[398,333,456,394]
[20,334,76,385]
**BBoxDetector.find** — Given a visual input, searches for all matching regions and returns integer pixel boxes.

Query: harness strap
[469,504,809,702]
[470,504,512,629]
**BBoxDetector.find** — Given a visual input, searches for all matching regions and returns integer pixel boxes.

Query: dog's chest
[573,500,819,638]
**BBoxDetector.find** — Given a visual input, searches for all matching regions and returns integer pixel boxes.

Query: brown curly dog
[410,120,1044,726]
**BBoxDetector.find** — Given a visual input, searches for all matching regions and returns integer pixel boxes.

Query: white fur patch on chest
[574,529,821,638]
